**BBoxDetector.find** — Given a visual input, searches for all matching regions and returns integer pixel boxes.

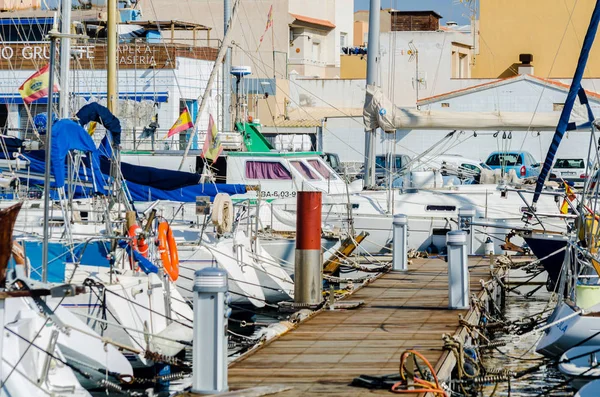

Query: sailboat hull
[537,302,600,358]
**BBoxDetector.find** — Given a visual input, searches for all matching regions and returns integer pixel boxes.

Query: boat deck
[224,256,502,396]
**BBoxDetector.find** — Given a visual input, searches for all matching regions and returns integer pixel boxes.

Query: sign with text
[0,42,216,70]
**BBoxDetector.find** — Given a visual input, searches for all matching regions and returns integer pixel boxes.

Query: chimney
[518,53,534,75]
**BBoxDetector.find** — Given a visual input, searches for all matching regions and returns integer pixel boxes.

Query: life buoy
[157,221,179,281]
[128,224,149,258]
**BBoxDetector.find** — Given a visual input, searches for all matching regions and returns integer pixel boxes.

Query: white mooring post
[192,268,230,394]
[446,230,470,309]
[458,207,476,255]
[393,214,408,271]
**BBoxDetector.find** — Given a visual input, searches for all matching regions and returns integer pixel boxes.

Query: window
[308,159,332,179]
[486,153,522,166]
[555,159,585,169]
[312,42,320,61]
[245,161,292,180]
[340,32,347,53]
[290,160,319,180]
[460,163,480,173]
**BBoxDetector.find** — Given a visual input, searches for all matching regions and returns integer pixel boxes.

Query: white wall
[289,77,365,109]
[378,30,473,107]
[321,78,600,163]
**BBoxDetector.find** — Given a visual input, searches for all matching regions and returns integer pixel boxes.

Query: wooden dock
[225,256,502,397]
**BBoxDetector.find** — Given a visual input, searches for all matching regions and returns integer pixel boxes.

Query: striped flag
[165,108,194,139]
[258,5,273,46]
[201,114,222,163]
[18,64,59,104]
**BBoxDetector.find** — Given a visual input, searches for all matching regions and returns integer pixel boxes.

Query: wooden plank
[227,257,497,396]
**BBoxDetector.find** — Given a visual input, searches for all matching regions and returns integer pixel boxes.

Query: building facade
[0,15,219,157]
[472,0,600,78]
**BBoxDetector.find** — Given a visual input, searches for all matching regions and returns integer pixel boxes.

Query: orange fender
[157,221,179,281]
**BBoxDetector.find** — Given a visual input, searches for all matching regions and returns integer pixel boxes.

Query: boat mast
[59,0,71,119]
[107,0,118,113]
[223,0,232,134]
[363,0,380,188]
[41,23,59,283]
[179,0,240,170]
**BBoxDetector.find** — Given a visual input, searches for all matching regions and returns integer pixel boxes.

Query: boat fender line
[390,349,448,396]
[211,193,233,234]
[157,221,179,281]
[128,224,149,258]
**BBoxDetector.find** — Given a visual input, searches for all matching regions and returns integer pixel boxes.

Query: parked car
[550,158,591,187]
[484,151,540,178]
[417,154,491,184]
[375,153,412,183]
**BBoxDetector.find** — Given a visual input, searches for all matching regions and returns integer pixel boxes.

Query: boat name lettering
[259,191,297,198]
[556,321,568,333]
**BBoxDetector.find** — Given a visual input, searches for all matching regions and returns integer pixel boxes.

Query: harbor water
[482,288,575,396]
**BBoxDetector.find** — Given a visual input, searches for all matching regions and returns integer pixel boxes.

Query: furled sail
[363,85,590,132]
[533,1,600,206]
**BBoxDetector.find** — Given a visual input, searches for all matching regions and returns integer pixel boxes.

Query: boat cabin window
[245,161,292,180]
[425,205,456,212]
[290,161,319,180]
[308,159,333,179]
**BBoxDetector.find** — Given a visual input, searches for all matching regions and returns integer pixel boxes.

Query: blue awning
[0,91,169,105]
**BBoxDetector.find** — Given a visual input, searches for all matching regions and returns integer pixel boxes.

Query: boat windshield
[245,161,292,180]
[290,161,319,180]
[308,159,333,179]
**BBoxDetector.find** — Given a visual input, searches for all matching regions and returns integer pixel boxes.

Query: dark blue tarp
[125,180,246,202]
[51,119,106,195]
[533,1,600,205]
[76,102,122,146]
[0,135,23,151]
[12,151,246,202]
[99,158,201,190]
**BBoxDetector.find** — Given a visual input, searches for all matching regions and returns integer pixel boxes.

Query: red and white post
[294,191,323,305]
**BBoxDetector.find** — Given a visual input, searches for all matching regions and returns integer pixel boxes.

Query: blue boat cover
[76,103,122,146]
[533,2,600,205]
[125,179,246,202]
[99,158,201,190]
[50,119,106,195]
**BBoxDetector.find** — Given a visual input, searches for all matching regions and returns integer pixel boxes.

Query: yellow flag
[165,108,193,139]
[87,121,97,136]
[201,114,222,163]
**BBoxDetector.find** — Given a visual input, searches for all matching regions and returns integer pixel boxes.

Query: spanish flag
[18,65,59,104]
[201,114,222,163]
[560,181,577,214]
[165,108,193,139]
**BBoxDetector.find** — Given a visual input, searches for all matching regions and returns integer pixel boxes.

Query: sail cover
[51,119,106,195]
[533,1,600,205]
[363,85,590,132]
[76,102,122,146]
